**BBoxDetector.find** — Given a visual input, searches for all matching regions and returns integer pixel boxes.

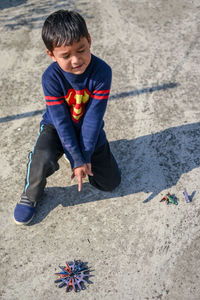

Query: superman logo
[65,88,90,122]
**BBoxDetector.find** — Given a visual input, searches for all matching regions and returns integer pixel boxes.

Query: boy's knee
[89,171,121,192]
[104,174,121,192]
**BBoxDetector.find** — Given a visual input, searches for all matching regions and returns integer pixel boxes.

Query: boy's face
[47,36,91,75]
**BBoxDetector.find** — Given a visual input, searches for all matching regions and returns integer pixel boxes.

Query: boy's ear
[88,34,92,47]
[46,49,57,62]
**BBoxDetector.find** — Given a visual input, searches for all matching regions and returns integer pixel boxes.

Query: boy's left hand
[72,163,93,192]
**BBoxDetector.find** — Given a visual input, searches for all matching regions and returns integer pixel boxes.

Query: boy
[14,10,121,225]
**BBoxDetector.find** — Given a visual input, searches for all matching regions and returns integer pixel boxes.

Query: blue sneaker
[14,196,36,225]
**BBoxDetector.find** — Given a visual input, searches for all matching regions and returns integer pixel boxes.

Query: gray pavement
[0,0,200,299]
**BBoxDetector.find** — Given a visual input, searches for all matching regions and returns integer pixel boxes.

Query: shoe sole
[13,213,35,225]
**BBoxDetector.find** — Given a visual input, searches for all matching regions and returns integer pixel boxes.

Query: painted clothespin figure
[183,189,191,203]
[160,193,178,205]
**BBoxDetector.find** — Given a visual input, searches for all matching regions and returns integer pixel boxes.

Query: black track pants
[22,124,121,202]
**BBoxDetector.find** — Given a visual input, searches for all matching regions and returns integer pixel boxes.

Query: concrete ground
[0,0,200,299]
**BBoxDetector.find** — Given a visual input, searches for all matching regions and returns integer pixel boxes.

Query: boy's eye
[63,55,70,59]
[78,49,85,53]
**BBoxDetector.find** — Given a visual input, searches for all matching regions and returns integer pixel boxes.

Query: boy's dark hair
[42,10,89,52]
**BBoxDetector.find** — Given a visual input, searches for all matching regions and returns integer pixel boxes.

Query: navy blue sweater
[41,54,112,169]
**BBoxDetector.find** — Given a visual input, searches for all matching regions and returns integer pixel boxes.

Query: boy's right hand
[72,163,93,192]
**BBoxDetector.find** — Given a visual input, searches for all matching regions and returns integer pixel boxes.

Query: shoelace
[19,196,36,207]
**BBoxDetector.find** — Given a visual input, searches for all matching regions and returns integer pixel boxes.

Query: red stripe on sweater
[90,95,109,100]
[92,89,110,94]
[45,95,64,100]
[46,100,65,105]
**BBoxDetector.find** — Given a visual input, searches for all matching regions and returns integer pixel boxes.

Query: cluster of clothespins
[55,260,93,293]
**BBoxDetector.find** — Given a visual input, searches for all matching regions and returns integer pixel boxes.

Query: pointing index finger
[77,174,82,192]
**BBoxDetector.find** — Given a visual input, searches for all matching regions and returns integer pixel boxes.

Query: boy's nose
[71,55,80,65]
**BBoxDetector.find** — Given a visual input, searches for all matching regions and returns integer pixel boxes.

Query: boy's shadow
[31,121,200,225]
